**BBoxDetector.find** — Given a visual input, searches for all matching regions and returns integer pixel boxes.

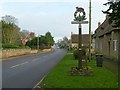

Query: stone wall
[103,56,118,75]
[42,49,52,52]
[0,49,38,59]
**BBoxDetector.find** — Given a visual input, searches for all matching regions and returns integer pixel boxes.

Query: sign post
[71,7,88,69]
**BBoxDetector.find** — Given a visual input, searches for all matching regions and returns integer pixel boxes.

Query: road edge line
[32,75,46,89]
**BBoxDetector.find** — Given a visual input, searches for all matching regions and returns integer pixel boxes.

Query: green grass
[40,53,118,88]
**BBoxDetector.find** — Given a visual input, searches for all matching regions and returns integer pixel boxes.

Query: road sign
[71,21,88,24]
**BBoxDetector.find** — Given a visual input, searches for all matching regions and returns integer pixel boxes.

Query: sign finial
[74,7,86,21]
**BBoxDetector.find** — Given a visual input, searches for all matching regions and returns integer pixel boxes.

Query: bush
[82,48,86,56]
[73,48,87,60]
[2,44,30,49]
[2,44,20,49]
[73,49,79,59]
[19,45,30,49]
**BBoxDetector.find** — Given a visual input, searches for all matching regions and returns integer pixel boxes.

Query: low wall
[30,50,38,54]
[0,49,38,59]
[42,49,52,52]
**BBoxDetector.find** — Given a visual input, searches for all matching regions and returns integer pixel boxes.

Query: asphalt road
[2,49,67,88]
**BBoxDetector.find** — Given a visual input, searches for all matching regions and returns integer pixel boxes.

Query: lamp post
[71,7,88,69]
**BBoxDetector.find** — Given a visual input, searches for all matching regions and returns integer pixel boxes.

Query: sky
[0,0,109,42]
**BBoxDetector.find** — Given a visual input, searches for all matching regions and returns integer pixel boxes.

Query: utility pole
[89,0,92,62]
[118,31,120,79]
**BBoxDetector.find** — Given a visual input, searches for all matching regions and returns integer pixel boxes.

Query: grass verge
[39,53,118,88]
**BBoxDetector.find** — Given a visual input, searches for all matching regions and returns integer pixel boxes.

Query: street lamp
[71,7,88,69]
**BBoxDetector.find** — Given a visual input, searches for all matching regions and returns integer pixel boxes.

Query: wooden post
[118,31,120,86]
[78,24,82,69]
[89,0,92,62]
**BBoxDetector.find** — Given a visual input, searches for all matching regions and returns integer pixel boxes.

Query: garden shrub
[2,44,30,49]
[73,48,87,60]
[2,44,20,49]
[73,49,79,59]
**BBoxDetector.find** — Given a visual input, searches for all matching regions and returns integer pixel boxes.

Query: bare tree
[2,15,18,25]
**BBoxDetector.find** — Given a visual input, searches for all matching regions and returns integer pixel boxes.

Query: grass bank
[39,53,118,88]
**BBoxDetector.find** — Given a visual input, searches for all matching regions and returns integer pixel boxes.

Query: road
[2,49,67,88]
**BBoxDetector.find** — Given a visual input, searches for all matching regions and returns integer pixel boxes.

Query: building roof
[93,18,120,38]
[71,34,89,47]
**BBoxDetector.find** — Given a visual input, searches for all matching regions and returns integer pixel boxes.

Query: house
[71,33,95,55]
[71,33,90,48]
[22,32,35,45]
[93,16,120,73]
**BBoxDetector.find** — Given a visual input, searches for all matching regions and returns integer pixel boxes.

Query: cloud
[1,0,109,42]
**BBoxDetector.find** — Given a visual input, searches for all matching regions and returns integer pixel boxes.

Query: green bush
[2,44,30,49]
[82,48,86,56]
[73,48,87,60]
[19,45,30,49]
[2,44,20,49]
[73,49,79,59]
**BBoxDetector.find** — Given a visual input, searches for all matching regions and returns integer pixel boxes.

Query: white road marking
[10,61,28,68]
[32,75,46,89]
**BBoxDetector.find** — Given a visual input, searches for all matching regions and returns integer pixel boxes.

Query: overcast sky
[0,0,108,42]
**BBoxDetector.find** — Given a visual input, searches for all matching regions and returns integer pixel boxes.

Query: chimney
[98,22,101,27]
[71,32,73,35]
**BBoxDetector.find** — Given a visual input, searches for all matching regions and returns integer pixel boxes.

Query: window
[113,40,117,51]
